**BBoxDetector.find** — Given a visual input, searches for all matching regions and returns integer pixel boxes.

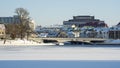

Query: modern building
[63,15,108,27]
[0,15,36,31]
[0,15,20,24]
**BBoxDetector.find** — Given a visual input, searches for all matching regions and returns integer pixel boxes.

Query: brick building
[63,15,108,27]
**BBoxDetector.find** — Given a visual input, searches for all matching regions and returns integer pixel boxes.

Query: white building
[35,26,60,38]
[0,24,5,39]
[80,27,109,38]
[95,27,109,39]
[38,33,48,38]
[28,19,35,31]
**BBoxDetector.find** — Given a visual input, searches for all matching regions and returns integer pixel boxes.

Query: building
[94,27,109,39]
[0,24,5,39]
[0,15,36,30]
[109,24,120,39]
[63,15,108,27]
[0,15,20,24]
[28,19,36,31]
[35,26,61,38]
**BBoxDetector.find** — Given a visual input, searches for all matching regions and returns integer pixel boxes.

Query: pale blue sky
[0,0,120,26]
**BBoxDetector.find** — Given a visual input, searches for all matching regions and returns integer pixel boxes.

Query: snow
[0,39,120,60]
[0,46,120,60]
[0,39,56,46]
[0,39,38,45]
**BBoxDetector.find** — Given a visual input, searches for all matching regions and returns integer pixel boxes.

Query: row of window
[109,31,120,39]
[0,18,20,23]
[0,32,5,34]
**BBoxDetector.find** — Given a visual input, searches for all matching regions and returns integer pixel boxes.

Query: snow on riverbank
[0,39,39,45]
[0,39,58,46]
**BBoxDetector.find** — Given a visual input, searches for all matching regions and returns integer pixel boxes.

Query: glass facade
[0,16,20,24]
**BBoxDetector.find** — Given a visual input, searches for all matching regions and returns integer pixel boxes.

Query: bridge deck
[29,38,106,43]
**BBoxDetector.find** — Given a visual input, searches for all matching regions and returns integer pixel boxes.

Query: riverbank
[0,39,56,46]
[0,38,120,46]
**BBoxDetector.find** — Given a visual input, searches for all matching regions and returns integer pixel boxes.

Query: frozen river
[0,45,120,60]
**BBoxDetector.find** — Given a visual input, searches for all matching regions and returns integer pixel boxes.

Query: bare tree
[15,8,29,20]
[5,23,20,39]
[15,8,31,39]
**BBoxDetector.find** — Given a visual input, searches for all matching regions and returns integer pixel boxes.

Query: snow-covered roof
[110,26,120,30]
[94,27,109,32]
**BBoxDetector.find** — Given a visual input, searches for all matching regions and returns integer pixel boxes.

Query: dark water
[0,60,120,68]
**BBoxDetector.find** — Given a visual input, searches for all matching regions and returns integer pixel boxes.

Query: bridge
[29,38,106,43]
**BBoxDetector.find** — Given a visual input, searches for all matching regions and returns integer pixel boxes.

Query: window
[2,32,4,34]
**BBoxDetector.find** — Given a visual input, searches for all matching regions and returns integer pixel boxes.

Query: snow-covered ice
[0,46,120,60]
[0,39,120,60]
